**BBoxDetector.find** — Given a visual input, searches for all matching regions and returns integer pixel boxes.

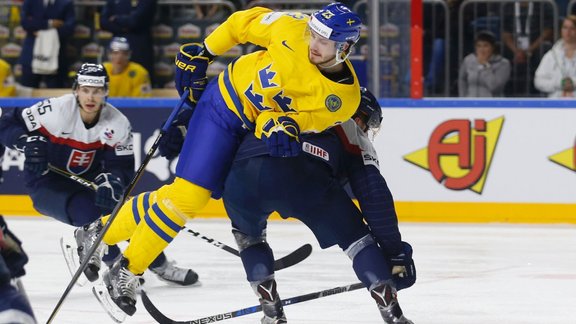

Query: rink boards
[1,98,575,223]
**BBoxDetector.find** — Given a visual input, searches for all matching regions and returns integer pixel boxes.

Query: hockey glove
[174,43,211,106]
[260,115,301,157]
[94,173,124,214]
[18,135,49,176]
[158,108,194,160]
[0,217,29,279]
[389,241,416,291]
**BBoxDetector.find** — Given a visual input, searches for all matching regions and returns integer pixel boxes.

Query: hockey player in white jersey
[0,63,198,287]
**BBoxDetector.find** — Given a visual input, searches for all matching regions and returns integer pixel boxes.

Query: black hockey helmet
[353,87,382,132]
[72,63,109,91]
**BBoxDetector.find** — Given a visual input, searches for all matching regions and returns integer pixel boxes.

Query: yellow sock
[124,178,211,274]
[101,192,156,246]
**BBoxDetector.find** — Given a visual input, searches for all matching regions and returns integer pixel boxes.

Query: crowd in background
[0,0,575,98]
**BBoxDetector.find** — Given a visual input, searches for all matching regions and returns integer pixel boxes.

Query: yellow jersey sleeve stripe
[222,65,255,130]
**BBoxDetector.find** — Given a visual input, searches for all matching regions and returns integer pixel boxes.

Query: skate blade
[92,283,128,323]
[59,236,89,287]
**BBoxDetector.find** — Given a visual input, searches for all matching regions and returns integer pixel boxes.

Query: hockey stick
[184,227,312,271]
[47,164,313,271]
[47,164,98,190]
[141,282,365,324]
[46,89,190,324]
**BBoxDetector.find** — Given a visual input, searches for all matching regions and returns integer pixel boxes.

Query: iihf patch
[325,95,342,112]
[129,70,136,78]
[303,142,329,161]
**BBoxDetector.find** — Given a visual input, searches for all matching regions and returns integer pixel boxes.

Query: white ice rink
[4,216,576,324]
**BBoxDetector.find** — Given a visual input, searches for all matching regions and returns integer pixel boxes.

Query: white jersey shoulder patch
[261,12,284,24]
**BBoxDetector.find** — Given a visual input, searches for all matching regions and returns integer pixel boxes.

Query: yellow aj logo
[403,116,504,194]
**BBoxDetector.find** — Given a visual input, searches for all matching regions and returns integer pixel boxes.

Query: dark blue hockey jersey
[232,120,402,256]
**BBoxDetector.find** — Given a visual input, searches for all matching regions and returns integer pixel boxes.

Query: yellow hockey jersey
[204,7,361,137]
[103,62,152,98]
[0,59,16,97]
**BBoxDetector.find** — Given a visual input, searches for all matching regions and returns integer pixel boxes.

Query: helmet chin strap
[318,42,353,69]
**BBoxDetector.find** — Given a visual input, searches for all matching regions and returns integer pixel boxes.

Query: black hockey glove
[174,43,212,107]
[0,216,29,279]
[18,135,49,176]
[260,115,301,157]
[388,241,416,291]
[94,173,124,214]
[158,108,194,160]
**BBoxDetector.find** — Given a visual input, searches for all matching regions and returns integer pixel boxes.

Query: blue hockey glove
[0,217,29,279]
[158,108,193,160]
[389,241,416,291]
[174,43,211,106]
[18,135,49,176]
[94,173,124,214]
[260,116,301,157]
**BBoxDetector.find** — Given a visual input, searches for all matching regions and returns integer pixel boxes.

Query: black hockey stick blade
[184,227,312,271]
[273,243,312,271]
[141,282,365,324]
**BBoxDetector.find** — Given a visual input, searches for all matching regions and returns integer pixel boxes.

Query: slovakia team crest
[67,149,96,175]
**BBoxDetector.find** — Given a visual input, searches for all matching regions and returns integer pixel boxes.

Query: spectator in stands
[535,15,576,97]
[502,1,554,96]
[0,59,16,97]
[103,37,151,98]
[100,0,157,85]
[19,0,75,88]
[458,31,511,97]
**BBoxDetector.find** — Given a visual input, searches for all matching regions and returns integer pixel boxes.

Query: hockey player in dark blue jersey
[221,88,415,323]
[158,88,415,323]
[0,64,197,287]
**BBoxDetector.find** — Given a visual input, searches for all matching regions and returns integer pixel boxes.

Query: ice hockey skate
[74,220,106,282]
[92,282,128,323]
[370,282,414,324]
[99,257,140,317]
[59,236,88,287]
[149,259,199,286]
[253,278,287,324]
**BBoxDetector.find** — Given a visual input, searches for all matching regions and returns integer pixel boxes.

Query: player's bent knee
[344,234,375,260]
[156,177,211,220]
[232,228,266,252]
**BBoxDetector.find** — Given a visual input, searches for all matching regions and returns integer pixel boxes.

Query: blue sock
[240,243,275,282]
[352,244,392,288]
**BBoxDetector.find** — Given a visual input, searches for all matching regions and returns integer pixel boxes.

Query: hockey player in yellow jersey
[78,3,363,319]
[103,37,152,98]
